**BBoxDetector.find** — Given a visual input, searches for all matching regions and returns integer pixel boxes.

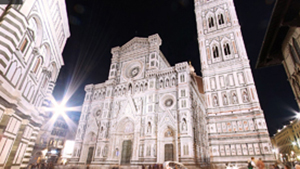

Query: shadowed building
[0,0,69,168]
[256,0,300,108]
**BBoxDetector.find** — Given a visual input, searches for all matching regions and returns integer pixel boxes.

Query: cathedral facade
[69,34,210,168]
[70,0,274,168]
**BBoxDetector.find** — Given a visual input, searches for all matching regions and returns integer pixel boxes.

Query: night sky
[53,0,298,135]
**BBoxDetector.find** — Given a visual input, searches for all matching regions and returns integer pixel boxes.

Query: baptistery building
[0,0,69,168]
[69,34,210,168]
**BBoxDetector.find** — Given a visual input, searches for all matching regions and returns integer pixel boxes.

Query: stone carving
[165,128,173,137]
[102,145,108,157]
[124,122,133,133]
[242,91,249,102]
[139,144,144,157]
[147,122,152,134]
[232,93,238,104]
[223,94,228,105]
[182,118,187,132]
[153,144,156,157]
[213,96,218,106]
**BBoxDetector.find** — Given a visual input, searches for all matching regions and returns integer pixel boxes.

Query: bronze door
[165,144,174,161]
[121,140,132,164]
[86,147,94,164]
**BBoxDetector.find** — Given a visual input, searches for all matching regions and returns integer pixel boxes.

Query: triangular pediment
[120,37,149,54]
[158,109,176,128]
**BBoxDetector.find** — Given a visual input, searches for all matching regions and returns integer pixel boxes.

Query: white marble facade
[194,0,274,167]
[71,0,274,167]
[0,0,69,168]
[69,34,209,167]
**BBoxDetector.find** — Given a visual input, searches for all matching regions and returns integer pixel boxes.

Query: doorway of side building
[165,144,174,161]
[86,147,94,164]
[121,140,132,164]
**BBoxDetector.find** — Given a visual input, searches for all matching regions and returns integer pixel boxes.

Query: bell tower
[194,0,274,165]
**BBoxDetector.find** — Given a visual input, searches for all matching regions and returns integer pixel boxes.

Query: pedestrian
[256,158,265,169]
[296,162,300,169]
[248,157,257,169]
[284,164,291,169]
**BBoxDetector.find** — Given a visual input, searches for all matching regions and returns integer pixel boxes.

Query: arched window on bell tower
[218,13,225,25]
[223,43,231,55]
[212,46,219,58]
[208,17,215,28]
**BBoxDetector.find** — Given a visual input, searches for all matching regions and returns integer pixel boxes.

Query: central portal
[165,144,174,161]
[86,147,94,164]
[121,140,132,164]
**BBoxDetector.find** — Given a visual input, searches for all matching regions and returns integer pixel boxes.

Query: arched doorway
[115,117,135,165]
[165,144,174,161]
[84,132,96,164]
[121,140,132,164]
[86,147,94,164]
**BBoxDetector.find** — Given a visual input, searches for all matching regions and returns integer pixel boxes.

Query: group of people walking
[247,157,300,169]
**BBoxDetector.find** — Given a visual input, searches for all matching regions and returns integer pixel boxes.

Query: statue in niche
[147,146,151,156]
[147,122,152,134]
[213,96,218,106]
[100,127,104,138]
[165,128,173,137]
[153,144,156,157]
[140,126,144,136]
[139,145,145,157]
[242,91,249,102]
[232,93,238,104]
[128,84,132,94]
[172,78,175,86]
[182,118,187,131]
[223,94,228,105]
[97,147,101,156]
[160,80,163,88]
[102,145,108,157]
[115,148,119,157]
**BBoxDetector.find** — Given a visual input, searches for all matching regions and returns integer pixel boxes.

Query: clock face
[164,98,174,107]
[130,67,139,78]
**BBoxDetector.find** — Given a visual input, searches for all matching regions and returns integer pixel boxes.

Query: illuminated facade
[272,119,300,162]
[0,0,70,168]
[69,34,210,168]
[70,0,274,168]
[193,0,274,167]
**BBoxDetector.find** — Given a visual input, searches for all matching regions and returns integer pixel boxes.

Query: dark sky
[53,0,298,135]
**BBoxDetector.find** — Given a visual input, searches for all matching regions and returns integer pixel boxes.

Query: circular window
[159,94,176,110]
[123,61,143,79]
[164,98,174,107]
[130,67,140,78]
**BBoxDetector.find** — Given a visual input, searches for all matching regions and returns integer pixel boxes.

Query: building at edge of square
[0,0,70,168]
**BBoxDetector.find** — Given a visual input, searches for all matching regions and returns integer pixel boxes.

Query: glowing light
[42,95,81,136]
[54,103,66,115]
[296,113,300,119]
[292,142,297,146]
[42,149,48,156]
[51,150,57,154]
[272,148,278,153]
[297,156,300,160]
[277,129,281,132]
[62,140,75,158]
